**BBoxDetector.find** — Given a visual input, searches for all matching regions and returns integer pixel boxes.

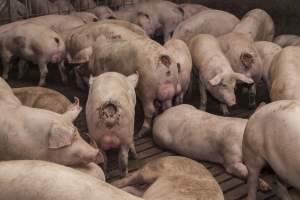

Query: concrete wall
[188,0,300,35]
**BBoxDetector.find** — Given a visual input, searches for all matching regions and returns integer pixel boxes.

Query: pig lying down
[86,72,139,176]
[178,3,210,20]
[0,23,65,86]
[0,160,140,200]
[113,156,224,200]
[243,100,300,200]
[189,34,254,115]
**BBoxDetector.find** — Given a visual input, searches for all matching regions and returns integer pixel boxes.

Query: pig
[173,9,240,44]
[0,160,142,200]
[88,37,179,138]
[218,32,263,108]
[164,38,192,104]
[178,3,210,20]
[274,34,300,47]
[13,86,72,114]
[0,23,66,86]
[233,9,275,42]
[254,41,282,86]
[88,6,117,20]
[53,0,75,13]
[189,34,254,115]
[267,46,300,101]
[0,77,103,167]
[0,76,21,105]
[86,72,139,176]
[243,100,300,200]
[113,156,224,200]
[73,162,106,181]
[70,12,99,23]
[72,0,96,10]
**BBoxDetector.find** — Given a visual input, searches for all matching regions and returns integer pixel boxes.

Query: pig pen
[1,0,300,199]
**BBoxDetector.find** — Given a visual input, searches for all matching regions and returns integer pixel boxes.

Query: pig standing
[173,9,240,44]
[164,38,192,104]
[274,34,300,47]
[86,72,139,176]
[189,34,254,114]
[267,46,300,101]
[13,87,73,114]
[0,78,103,167]
[218,32,263,108]
[113,156,224,200]
[88,6,117,19]
[0,160,141,200]
[178,3,210,20]
[233,9,275,41]
[0,23,65,86]
[254,41,282,86]
[89,37,179,138]
[243,100,300,200]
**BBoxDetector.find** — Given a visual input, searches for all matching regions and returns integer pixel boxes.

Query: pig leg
[112,170,143,188]
[17,59,27,79]
[74,65,86,90]
[58,61,68,85]
[37,61,48,86]
[119,145,130,177]
[137,101,155,138]
[248,84,257,109]
[129,142,138,160]
[199,77,207,111]
[175,93,184,105]
[1,53,12,80]
[220,103,230,116]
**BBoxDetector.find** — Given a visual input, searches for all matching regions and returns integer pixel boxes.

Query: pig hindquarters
[243,100,300,200]
[0,160,141,200]
[113,156,224,200]
[86,72,139,176]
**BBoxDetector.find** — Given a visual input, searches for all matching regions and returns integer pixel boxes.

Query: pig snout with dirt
[13,87,73,114]
[267,46,300,101]
[233,9,275,42]
[274,34,300,47]
[0,23,66,86]
[189,34,254,115]
[173,9,240,44]
[88,37,179,138]
[254,41,282,86]
[88,6,117,20]
[0,160,142,200]
[164,38,192,105]
[218,32,263,108]
[243,100,300,200]
[112,156,224,200]
[86,72,139,176]
[178,3,210,20]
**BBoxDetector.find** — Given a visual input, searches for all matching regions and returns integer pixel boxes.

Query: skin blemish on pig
[160,55,171,68]
[177,63,181,73]
[54,37,60,45]
[240,52,254,69]
[166,71,171,76]
[98,101,121,129]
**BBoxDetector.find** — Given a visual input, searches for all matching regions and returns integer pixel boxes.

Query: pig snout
[158,83,176,102]
[80,147,103,164]
[101,133,121,151]
[224,94,236,107]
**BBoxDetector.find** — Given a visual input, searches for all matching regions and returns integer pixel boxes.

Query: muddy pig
[0,23,65,86]
[86,72,139,176]
[0,160,142,200]
[189,34,254,115]
[164,38,192,105]
[274,34,300,47]
[178,3,210,20]
[267,46,300,101]
[173,9,240,44]
[218,32,263,108]
[233,9,275,41]
[113,156,224,200]
[88,6,117,20]
[89,37,179,138]
[243,100,300,200]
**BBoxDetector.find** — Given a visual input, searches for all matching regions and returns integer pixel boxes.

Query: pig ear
[160,55,172,68]
[233,73,254,84]
[127,72,139,88]
[63,97,82,122]
[240,52,254,69]
[48,124,75,149]
[208,74,223,86]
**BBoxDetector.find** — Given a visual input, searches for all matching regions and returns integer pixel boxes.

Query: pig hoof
[137,127,150,138]
[258,179,272,192]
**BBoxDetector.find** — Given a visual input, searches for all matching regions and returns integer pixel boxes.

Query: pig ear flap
[127,72,139,88]
[208,74,222,86]
[48,124,74,149]
[160,55,171,68]
[240,52,254,69]
[63,97,82,122]
[233,73,254,84]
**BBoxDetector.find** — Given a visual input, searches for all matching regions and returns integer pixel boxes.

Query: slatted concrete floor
[7,67,291,200]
